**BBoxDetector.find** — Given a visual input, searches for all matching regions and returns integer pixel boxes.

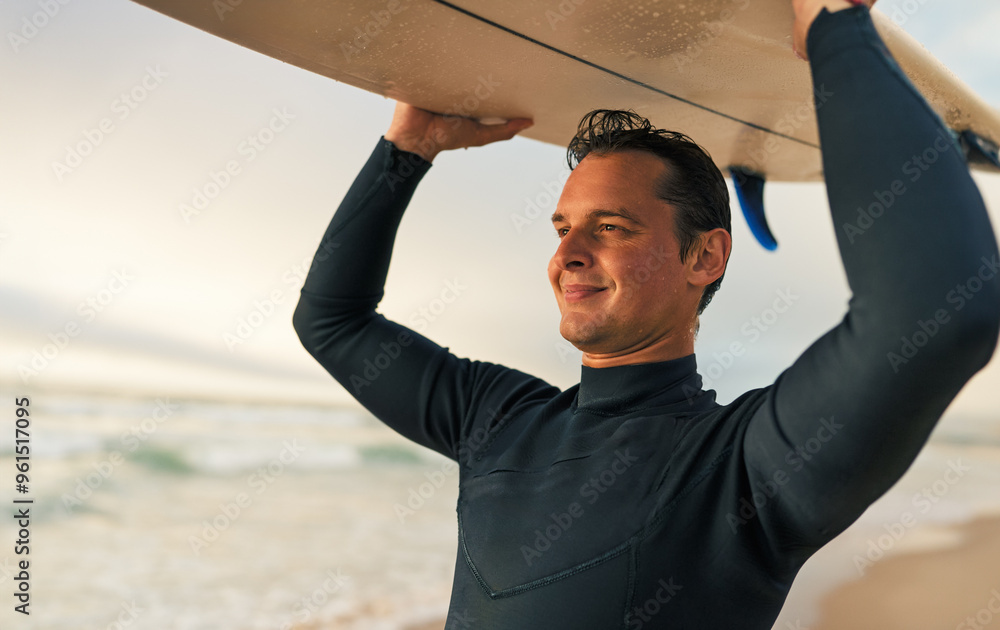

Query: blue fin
[729,167,777,251]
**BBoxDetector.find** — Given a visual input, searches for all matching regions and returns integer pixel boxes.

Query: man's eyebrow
[550,207,646,226]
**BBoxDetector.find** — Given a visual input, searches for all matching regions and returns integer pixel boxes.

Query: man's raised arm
[744,1,1000,547]
[292,104,542,460]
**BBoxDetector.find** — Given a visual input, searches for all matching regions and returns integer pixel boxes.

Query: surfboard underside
[129,0,1000,185]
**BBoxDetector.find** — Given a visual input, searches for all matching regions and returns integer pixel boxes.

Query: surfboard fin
[957,129,1000,172]
[729,167,777,251]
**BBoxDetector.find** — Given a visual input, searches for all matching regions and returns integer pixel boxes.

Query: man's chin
[559,319,612,353]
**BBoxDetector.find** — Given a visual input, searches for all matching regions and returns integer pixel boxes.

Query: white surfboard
[128,0,1000,246]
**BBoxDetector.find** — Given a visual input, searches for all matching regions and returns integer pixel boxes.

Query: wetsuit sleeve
[292,138,558,461]
[742,7,1000,549]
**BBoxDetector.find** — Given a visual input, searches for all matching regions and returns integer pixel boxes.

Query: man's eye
[600,224,622,232]
[555,227,569,237]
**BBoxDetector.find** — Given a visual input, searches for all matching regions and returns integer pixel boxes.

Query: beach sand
[812,516,1000,630]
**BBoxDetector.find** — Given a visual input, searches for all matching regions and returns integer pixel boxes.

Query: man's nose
[551,229,593,270]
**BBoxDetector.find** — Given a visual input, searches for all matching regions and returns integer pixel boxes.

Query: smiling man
[549,115,732,368]
[292,0,1000,627]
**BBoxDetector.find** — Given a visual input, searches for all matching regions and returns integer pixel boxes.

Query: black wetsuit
[293,7,1000,629]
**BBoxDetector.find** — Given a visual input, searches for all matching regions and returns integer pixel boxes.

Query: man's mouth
[563,284,607,302]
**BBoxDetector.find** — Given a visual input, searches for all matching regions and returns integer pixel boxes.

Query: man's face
[548,150,702,358]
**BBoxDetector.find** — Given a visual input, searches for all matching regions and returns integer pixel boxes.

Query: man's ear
[685,228,732,288]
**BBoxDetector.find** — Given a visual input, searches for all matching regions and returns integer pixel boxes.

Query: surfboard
[128,0,1000,247]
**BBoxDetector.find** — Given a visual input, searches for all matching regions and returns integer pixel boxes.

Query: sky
[2,0,999,434]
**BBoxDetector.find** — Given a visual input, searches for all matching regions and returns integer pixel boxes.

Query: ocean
[0,394,458,630]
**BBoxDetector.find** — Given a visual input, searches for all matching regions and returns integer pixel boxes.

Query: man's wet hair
[566,109,731,315]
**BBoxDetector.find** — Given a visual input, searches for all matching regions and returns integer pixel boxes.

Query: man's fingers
[390,105,533,155]
[471,118,534,147]
[493,118,534,141]
[508,118,534,132]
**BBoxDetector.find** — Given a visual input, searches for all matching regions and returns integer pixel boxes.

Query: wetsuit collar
[576,354,706,414]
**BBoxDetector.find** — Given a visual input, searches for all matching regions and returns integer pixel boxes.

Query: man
[293,0,1000,627]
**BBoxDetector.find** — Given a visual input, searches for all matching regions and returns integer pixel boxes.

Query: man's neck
[580,328,696,368]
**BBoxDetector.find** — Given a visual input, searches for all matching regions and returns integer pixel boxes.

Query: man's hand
[384,101,533,163]
[792,0,877,60]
